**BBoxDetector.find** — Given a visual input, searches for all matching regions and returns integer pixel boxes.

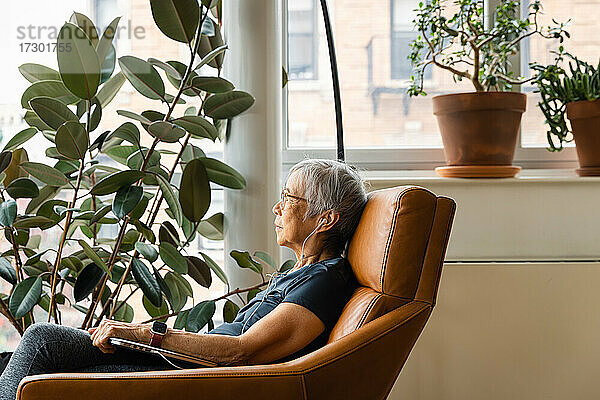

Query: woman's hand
[88,320,151,354]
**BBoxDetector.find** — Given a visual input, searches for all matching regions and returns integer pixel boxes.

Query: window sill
[361,168,600,187]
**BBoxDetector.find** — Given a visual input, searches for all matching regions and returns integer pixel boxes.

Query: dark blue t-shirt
[207,256,356,362]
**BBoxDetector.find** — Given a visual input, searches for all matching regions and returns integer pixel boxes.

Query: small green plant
[408,0,569,96]
[531,51,600,151]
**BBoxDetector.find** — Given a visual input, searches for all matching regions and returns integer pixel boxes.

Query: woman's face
[272,171,320,251]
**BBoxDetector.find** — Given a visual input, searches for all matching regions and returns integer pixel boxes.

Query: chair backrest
[328,186,456,343]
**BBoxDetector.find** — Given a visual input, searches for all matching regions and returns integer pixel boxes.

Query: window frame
[282,0,579,171]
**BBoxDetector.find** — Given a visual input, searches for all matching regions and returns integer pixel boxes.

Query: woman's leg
[0,322,171,400]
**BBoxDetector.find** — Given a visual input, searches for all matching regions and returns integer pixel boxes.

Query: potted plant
[408,0,569,178]
[532,51,600,176]
[0,1,288,337]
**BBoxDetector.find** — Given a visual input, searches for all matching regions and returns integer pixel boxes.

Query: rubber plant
[0,0,289,336]
[405,0,569,178]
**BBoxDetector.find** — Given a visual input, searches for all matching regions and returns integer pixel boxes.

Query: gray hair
[288,159,368,255]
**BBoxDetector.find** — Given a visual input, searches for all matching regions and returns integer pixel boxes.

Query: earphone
[240,217,327,334]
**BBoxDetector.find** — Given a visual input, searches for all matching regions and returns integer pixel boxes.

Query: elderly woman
[0,159,367,399]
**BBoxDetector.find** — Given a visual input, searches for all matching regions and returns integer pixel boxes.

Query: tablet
[109,337,218,368]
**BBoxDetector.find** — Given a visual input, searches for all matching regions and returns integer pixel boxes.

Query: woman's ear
[319,210,340,232]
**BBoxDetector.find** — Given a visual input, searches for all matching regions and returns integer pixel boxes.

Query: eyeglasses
[280,187,306,209]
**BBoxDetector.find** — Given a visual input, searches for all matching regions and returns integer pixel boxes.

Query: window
[284,0,579,170]
[288,0,318,80]
[391,0,431,81]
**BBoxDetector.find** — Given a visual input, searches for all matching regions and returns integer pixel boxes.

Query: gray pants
[0,322,185,400]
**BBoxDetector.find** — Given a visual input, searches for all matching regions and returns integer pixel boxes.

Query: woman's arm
[89,302,325,366]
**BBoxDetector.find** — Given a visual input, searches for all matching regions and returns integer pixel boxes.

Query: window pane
[288,2,316,80]
[287,0,474,148]
[520,0,598,148]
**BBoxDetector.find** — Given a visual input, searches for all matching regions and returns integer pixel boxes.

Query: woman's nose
[272,200,282,216]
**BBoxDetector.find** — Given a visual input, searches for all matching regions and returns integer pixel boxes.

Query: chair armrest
[17,363,307,400]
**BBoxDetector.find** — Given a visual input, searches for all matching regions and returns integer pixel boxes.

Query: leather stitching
[18,305,431,384]
[301,374,308,400]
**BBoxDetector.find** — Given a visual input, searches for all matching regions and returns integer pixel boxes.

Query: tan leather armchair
[17,186,456,400]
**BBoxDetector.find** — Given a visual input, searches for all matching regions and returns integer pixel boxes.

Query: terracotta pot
[432,92,526,166]
[566,99,600,175]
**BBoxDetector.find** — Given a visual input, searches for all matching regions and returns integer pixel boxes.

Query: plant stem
[47,100,90,323]
[141,281,268,324]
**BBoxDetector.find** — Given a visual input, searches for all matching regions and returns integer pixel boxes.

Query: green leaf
[164,272,190,312]
[197,20,225,69]
[20,162,69,186]
[150,0,200,43]
[159,221,180,246]
[29,97,78,131]
[174,309,189,329]
[127,148,161,170]
[185,255,212,288]
[200,157,246,189]
[26,186,62,214]
[78,240,110,276]
[89,205,112,225]
[70,12,99,47]
[153,266,172,301]
[100,45,116,84]
[197,212,223,240]
[230,250,262,274]
[57,23,101,99]
[21,80,79,110]
[131,259,162,307]
[147,58,182,79]
[118,56,165,100]
[223,299,240,323]
[74,263,105,302]
[116,109,152,124]
[186,300,215,332]
[203,91,255,119]
[18,64,61,83]
[3,149,29,187]
[12,216,55,230]
[2,128,38,152]
[97,72,126,108]
[253,251,275,269]
[108,122,140,146]
[6,178,39,199]
[173,116,217,140]
[112,185,143,219]
[113,301,134,323]
[130,192,153,221]
[24,111,52,131]
[0,152,12,174]
[97,17,121,73]
[156,175,183,227]
[179,159,210,222]
[200,251,227,285]
[88,98,102,132]
[55,121,89,160]
[191,76,234,93]
[9,276,42,318]
[247,288,261,302]
[279,259,295,273]
[142,294,168,320]
[0,257,17,285]
[135,242,159,263]
[90,170,146,195]
[165,61,198,96]
[194,44,227,71]
[148,121,186,143]
[159,242,188,274]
